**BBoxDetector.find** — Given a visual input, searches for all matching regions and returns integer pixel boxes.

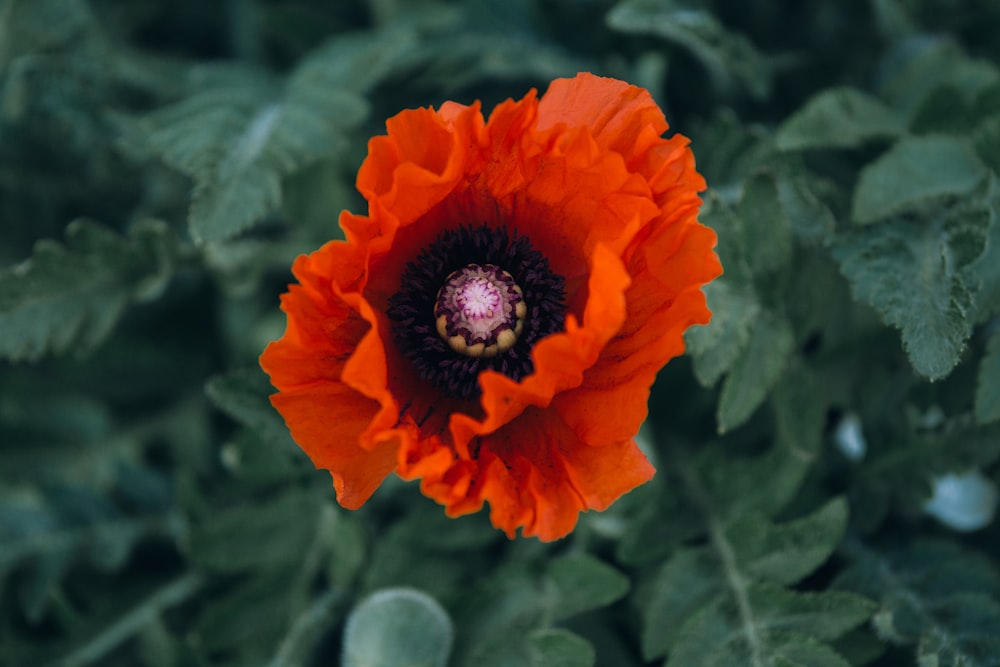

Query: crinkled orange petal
[270,386,396,508]
[449,242,631,451]
[537,72,669,168]
[476,406,655,540]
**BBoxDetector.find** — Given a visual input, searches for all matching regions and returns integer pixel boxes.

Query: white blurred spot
[924,471,999,532]
[834,413,866,462]
[220,442,241,471]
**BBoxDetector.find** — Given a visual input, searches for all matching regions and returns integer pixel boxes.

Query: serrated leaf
[607,0,772,99]
[641,443,857,664]
[976,328,1000,425]
[126,29,414,243]
[732,499,848,586]
[693,441,810,521]
[741,170,793,276]
[717,310,794,432]
[665,586,875,667]
[547,554,629,620]
[187,489,321,573]
[205,367,295,449]
[776,87,904,151]
[852,136,987,224]
[641,498,848,661]
[342,588,453,667]
[527,629,595,667]
[641,548,722,660]
[832,205,990,379]
[838,540,1000,666]
[0,219,177,362]
[685,280,761,387]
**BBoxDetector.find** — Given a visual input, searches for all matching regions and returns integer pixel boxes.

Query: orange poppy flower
[260,73,721,541]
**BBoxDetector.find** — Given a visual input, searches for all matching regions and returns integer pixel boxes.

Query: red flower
[260,73,721,541]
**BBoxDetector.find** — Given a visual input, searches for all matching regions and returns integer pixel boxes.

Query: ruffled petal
[449,242,632,450]
[270,386,397,508]
[537,73,669,168]
[476,406,655,540]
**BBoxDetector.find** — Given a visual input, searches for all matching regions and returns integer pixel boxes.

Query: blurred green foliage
[2,0,1000,665]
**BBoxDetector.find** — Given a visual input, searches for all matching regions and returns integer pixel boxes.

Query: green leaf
[194,573,296,658]
[732,498,849,586]
[692,441,810,522]
[641,548,723,660]
[915,598,1000,666]
[690,110,774,191]
[546,554,629,621]
[968,196,1000,323]
[717,310,794,433]
[837,540,1000,665]
[342,588,453,667]
[976,328,1000,425]
[973,115,1000,176]
[776,87,904,151]
[775,169,836,243]
[641,498,849,660]
[360,500,500,601]
[187,489,323,573]
[772,365,832,461]
[741,170,793,277]
[852,136,987,224]
[832,203,990,380]
[685,280,761,387]
[205,367,295,449]
[878,38,999,121]
[665,586,875,667]
[606,0,772,99]
[0,219,176,362]
[527,629,595,667]
[126,29,414,243]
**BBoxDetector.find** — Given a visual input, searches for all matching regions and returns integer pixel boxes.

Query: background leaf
[0,219,177,361]
[832,202,990,379]
[776,87,904,151]
[851,136,988,224]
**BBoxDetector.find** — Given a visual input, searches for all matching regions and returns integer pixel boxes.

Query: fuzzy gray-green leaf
[717,310,794,432]
[833,203,989,379]
[852,136,987,224]
[776,87,904,151]
[547,554,629,621]
[0,220,177,362]
[527,629,595,667]
[741,170,792,276]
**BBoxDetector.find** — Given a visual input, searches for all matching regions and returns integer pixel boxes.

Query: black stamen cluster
[387,225,566,401]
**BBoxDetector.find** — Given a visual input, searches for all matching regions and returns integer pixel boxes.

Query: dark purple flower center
[387,225,566,401]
